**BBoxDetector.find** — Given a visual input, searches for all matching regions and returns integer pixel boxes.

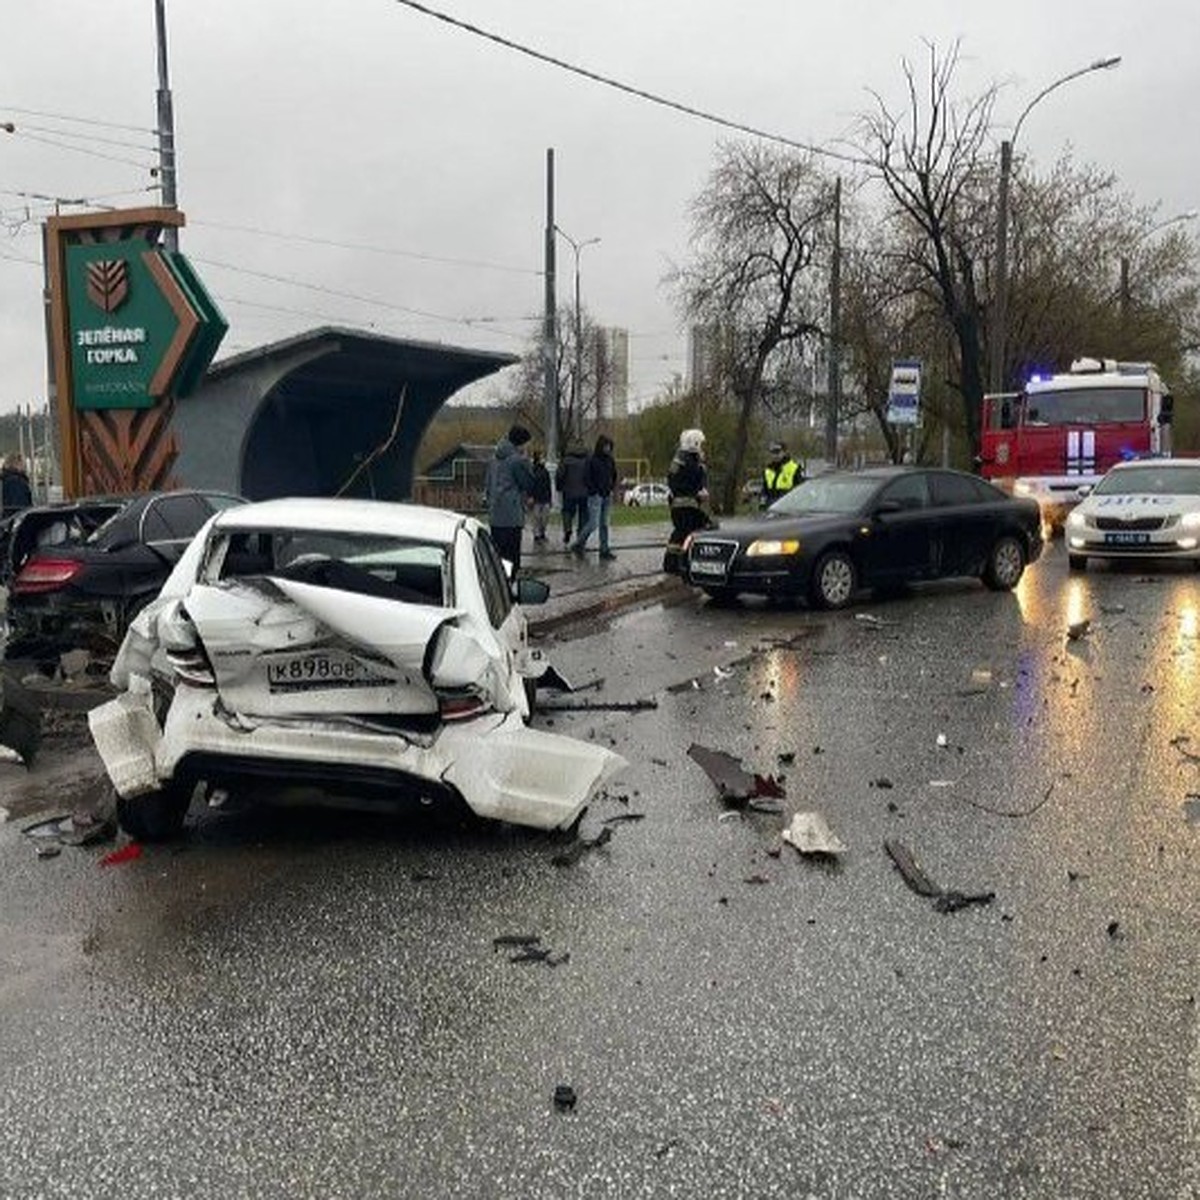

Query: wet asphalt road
[1,543,1198,1199]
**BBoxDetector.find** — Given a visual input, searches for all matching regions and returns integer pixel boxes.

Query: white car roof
[211,497,471,544]
[1104,459,1200,475]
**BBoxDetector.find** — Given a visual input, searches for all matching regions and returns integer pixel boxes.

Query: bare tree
[507,303,615,450]
[671,142,835,512]
[857,41,997,458]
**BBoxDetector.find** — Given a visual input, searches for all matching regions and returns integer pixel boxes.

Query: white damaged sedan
[88,498,625,840]
[1066,458,1200,571]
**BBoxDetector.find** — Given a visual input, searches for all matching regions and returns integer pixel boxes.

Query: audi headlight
[1180,511,1200,530]
[746,538,801,557]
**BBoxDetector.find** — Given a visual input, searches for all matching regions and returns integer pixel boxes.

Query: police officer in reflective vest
[762,441,802,507]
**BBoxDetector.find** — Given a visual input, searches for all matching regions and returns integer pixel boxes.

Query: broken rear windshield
[210,529,450,605]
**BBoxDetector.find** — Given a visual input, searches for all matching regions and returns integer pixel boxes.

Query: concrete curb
[529,574,690,637]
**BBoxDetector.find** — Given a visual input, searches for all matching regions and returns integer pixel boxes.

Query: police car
[1065,458,1200,570]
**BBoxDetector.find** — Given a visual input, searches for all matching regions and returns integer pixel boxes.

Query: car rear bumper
[88,683,626,832]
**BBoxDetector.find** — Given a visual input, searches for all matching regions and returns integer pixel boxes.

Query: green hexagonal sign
[65,240,225,410]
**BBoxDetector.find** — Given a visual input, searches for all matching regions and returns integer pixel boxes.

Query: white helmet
[679,428,705,453]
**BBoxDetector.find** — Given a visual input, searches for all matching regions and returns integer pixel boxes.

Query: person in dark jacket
[663,428,714,574]
[1,453,33,519]
[571,435,618,560]
[484,425,536,572]
[529,450,553,544]
[554,444,589,545]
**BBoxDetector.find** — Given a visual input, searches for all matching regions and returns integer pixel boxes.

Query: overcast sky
[2,0,1197,417]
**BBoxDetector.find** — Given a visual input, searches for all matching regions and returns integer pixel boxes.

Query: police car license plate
[266,651,388,692]
[1103,532,1150,545]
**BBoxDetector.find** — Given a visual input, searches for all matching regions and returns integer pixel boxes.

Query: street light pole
[1119,209,1198,329]
[991,55,1121,391]
[554,226,600,428]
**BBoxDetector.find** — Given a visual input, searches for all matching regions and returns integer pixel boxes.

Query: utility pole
[824,176,841,466]
[542,149,558,465]
[154,0,179,250]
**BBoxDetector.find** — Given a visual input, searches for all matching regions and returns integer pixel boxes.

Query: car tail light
[437,689,493,721]
[12,557,84,594]
[166,645,217,688]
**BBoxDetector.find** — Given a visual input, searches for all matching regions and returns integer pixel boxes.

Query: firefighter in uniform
[663,428,715,574]
[761,441,802,508]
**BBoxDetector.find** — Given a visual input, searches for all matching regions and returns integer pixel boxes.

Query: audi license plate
[266,651,388,692]
[690,560,728,577]
[1103,532,1150,546]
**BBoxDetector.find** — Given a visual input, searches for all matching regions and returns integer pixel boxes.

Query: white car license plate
[266,651,389,692]
[690,559,728,577]
[1103,532,1149,545]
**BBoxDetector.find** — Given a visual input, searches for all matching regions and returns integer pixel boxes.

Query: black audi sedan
[683,467,1043,608]
[4,489,245,661]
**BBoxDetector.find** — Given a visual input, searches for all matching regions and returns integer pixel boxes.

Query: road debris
[509,946,570,967]
[22,808,116,852]
[869,777,894,789]
[493,934,541,951]
[99,842,143,868]
[551,824,613,867]
[538,698,657,713]
[781,812,846,856]
[687,743,787,807]
[1170,735,1200,764]
[601,812,646,825]
[35,844,61,860]
[957,668,994,696]
[936,734,948,748]
[884,838,994,913]
[855,613,894,628]
[1184,796,1200,824]
[553,1085,577,1112]
[1067,618,1092,641]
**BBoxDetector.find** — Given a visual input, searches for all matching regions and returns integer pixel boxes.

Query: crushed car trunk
[92,563,626,832]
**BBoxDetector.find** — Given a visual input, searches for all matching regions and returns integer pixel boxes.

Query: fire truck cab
[979,358,1174,532]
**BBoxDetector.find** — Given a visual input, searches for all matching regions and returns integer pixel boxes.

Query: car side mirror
[1074,484,1093,500]
[874,499,903,516]
[515,577,550,606]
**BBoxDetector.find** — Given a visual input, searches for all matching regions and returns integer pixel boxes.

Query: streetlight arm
[1012,55,1121,146]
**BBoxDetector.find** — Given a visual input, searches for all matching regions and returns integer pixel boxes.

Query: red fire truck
[979,358,1174,531]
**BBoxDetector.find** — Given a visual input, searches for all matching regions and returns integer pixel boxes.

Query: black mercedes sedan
[4,489,244,661]
[683,467,1043,608]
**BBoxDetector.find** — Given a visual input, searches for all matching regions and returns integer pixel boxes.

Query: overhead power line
[3,119,159,156]
[0,103,155,136]
[390,0,865,166]
[195,255,535,339]
[192,218,541,277]
[5,127,156,171]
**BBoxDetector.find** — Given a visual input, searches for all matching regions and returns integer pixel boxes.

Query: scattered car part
[884,838,995,913]
[781,812,846,856]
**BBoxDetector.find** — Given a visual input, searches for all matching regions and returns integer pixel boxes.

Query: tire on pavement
[115,780,195,842]
[809,548,857,610]
[983,534,1026,591]
[1067,553,1088,573]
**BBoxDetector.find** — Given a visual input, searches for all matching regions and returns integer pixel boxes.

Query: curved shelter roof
[171,326,518,502]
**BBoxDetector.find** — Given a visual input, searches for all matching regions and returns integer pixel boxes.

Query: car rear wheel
[115,780,195,842]
[983,535,1025,590]
[1067,554,1088,572]
[809,549,856,610]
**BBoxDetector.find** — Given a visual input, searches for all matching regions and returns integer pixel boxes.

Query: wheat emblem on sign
[86,260,130,313]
